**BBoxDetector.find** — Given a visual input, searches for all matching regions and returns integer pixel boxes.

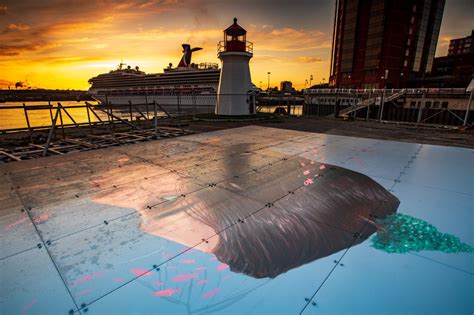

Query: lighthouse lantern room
[215,18,255,116]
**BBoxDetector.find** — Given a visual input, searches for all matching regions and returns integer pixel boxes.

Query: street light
[305,79,308,89]
[267,72,271,91]
[309,74,313,87]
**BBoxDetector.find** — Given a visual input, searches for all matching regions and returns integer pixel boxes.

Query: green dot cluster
[371,213,473,254]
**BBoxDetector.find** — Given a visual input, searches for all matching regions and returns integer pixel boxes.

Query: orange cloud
[3,23,31,32]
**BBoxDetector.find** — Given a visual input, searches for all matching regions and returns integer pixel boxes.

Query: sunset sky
[0,0,473,90]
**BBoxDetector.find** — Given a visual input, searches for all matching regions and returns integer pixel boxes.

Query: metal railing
[217,41,253,54]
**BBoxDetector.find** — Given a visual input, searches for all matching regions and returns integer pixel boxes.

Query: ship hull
[91,94,217,115]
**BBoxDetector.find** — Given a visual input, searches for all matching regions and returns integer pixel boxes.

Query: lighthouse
[215,18,255,116]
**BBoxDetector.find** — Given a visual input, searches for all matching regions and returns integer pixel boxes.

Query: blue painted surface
[0,126,472,315]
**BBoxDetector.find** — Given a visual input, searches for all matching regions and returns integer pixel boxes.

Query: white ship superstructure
[88,44,220,114]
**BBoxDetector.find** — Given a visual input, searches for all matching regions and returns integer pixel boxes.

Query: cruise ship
[88,44,220,114]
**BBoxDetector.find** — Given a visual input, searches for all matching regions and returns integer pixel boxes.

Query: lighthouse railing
[217,40,253,54]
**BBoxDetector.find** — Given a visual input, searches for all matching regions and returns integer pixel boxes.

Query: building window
[417,101,421,107]
[425,101,432,109]
[413,4,416,12]
[411,16,415,23]
[442,101,448,109]
[409,28,413,35]
[410,101,416,108]
[405,49,410,56]
[433,101,440,109]
[404,60,408,67]
[407,38,411,45]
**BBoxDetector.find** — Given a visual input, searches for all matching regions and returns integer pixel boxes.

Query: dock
[1,125,472,314]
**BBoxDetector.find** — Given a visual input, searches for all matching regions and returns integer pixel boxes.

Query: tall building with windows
[329,0,445,89]
[448,30,473,56]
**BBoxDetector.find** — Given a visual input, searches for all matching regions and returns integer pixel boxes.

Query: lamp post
[267,72,271,91]
[305,79,308,89]
[309,74,313,87]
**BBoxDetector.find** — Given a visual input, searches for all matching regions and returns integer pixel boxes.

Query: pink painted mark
[117,157,129,162]
[152,288,181,297]
[310,160,315,164]
[33,213,49,223]
[5,217,29,230]
[21,299,37,312]
[202,288,221,298]
[319,164,326,170]
[162,253,174,258]
[154,280,163,286]
[300,162,306,167]
[172,273,198,282]
[303,170,310,175]
[73,272,105,286]
[304,178,314,186]
[210,257,218,261]
[223,275,232,281]
[195,267,207,271]
[217,263,229,271]
[167,265,177,269]
[79,290,93,296]
[196,279,208,285]
[314,174,320,178]
[180,259,195,264]
[130,268,153,277]
[113,278,125,283]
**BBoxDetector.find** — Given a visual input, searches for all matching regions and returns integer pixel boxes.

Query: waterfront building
[448,30,473,56]
[329,0,445,89]
[280,81,293,93]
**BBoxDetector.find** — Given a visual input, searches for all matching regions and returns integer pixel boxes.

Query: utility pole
[267,72,271,91]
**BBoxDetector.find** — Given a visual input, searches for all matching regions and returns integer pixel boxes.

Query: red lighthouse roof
[225,18,246,36]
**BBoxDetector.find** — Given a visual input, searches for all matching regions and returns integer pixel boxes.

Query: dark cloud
[0,5,7,15]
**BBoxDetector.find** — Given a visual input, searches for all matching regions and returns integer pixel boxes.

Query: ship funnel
[178,44,203,67]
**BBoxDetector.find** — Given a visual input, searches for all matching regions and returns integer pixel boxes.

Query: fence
[303,88,473,126]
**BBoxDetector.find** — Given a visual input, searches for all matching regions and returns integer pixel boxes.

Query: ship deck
[1,125,472,314]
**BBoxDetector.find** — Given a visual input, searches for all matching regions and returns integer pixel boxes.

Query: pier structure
[215,18,255,115]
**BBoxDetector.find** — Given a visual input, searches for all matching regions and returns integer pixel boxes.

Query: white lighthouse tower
[215,18,255,116]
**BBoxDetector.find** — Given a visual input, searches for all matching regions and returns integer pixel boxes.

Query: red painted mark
[21,299,37,312]
[180,259,195,264]
[130,268,153,277]
[310,160,315,164]
[196,279,208,285]
[303,170,310,175]
[202,288,221,298]
[79,290,93,296]
[172,273,198,282]
[304,178,314,186]
[314,174,320,178]
[73,272,105,286]
[319,165,326,170]
[33,213,49,223]
[217,263,229,271]
[5,217,29,230]
[195,267,206,271]
[152,288,181,297]
[113,278,125,283]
